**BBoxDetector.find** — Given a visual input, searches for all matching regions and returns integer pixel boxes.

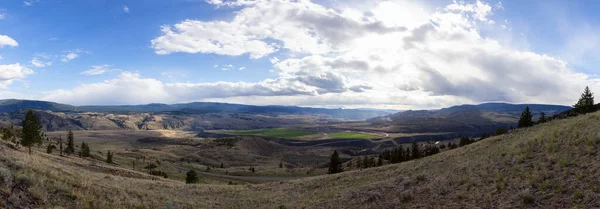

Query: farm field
[222,128,316,138]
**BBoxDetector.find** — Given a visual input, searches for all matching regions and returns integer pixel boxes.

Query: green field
[327,132,376,139]
[223,128,316,138]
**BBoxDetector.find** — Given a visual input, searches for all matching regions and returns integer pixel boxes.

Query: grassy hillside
[2,111,600,208]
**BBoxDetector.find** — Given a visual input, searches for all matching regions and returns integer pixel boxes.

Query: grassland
[327,132,377,139]
[222,128,316,138]
[2,111,600,208]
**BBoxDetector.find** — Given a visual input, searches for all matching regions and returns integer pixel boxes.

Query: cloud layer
[27,0,600,108]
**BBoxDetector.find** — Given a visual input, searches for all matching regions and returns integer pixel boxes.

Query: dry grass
[2,111,600,208]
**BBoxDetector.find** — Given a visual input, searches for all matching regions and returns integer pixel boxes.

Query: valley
[2,104,599,208]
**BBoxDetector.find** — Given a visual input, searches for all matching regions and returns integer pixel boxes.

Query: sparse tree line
[328,86,597,174]
[329,140,443,174]
[0,110,120,165]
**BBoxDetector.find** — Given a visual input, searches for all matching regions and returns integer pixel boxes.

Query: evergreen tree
[362,156,369,168]
[397,146,405,162]
[65,130,75,155]
[21,110,43,154]
[279,161,283,168]
[495,126,508,135]
[538,112,548,124]
[376,157,383,167]
[328,150,343,174]
[46,144,55,154]
[2,128,13,141]
[106,151,113,163]
[518,106,534,128]
[80,142,91,158]
[355,157,362,169]
[185,169,199,184]
[59,136,63,156]
[573,86,595,114]
[459,136,472,147]
[411,140,421,159]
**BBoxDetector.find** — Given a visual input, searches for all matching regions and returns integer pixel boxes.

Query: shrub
[149,170,168,178]
[186,170,199,184]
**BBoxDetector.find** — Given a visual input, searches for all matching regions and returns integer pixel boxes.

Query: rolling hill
[368,103,571,139]
[0,104,598,208]
[0,99,391,120]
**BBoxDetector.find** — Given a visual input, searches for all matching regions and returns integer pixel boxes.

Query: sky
[1,0,600,110]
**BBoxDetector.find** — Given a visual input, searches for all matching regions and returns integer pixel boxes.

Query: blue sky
[1,0,600,109]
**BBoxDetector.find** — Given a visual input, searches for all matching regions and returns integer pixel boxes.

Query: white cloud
[0,63,33,88]
[60,49,89,62]
[0,35,18,48]
[41,0,600,109]
[239,67,245,70]
[44,71,322,105]
[151,0,405,58]
[30,55,52,68]
[61,53,79,62]
[123,6,129,13]
[23,0,39,6]
[0,13,5,20]
[80,64,117,76]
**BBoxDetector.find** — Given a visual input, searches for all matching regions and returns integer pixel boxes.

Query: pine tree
[80,142,91,158]
[376,157,383,167]
[46,144,55,154]
[106,151,113,163]
[518,106,534,128]
[21,110,43,154]
[411,140,420,159]
[328,150,343,174]
[186,169,199,184]
[573,86,595,114]
[538,112,547,124]
[65,130,75,155]
[59,136,63,156]
[356,157,362,169]
[2,128,13,141]
[362,156,369,168]
[397,146,404,162]
[459,136,472,147]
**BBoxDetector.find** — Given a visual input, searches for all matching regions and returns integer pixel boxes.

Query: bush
[518,190,534,205]
[186,170,199,184]
[144,164,157,170]
[149,170,168,178]
[0,166,13,188]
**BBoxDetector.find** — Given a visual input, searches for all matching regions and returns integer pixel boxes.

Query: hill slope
[1,110,599,208]
[369,103,571,137]
[0,99,391,120]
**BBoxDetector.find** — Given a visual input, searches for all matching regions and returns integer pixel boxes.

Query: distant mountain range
[0,99,573,134]
[0,99,391,120]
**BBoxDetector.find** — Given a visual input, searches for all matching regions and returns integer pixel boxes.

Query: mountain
[0,99,390,120]
[0,99,78,113]
[368,103,571,138]
[0,104,597,208]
